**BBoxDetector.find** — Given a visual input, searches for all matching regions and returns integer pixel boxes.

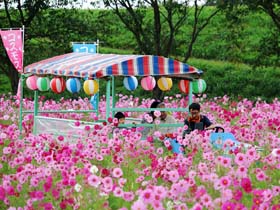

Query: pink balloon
[26,75,38,90]
[141,76,156,91]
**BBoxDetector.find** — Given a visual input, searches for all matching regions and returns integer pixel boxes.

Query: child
[114,112,126,124]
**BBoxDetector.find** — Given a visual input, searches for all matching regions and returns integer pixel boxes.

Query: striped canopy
[24,53,202,78]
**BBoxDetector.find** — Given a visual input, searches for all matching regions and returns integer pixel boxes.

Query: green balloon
[192,79,206,94]
[37,77,50,91]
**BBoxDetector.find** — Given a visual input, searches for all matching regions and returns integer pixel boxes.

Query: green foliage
[0,73,11,94]
[188,58,280,101]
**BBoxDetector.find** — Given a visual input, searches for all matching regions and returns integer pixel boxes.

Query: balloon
[83,79,99,95]
[66,78,81,93]
[26,75,38,90]
[178,80,190,94]
[50,77,66,94]
[36,77,50,91]
[157,77,173,91]
[141,76,156,91]
[192,79,207,94]
[123,76,138,91]
[90,94,98,110]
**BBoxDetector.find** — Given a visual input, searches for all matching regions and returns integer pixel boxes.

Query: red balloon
[50,77,66,94]
[178,80,189,93]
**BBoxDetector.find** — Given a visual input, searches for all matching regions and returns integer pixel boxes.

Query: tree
[183,0,221,62]
[218,0,280,31]
[102,0,220,99]
[0,0,82,95]
[217,0,280,66]
[0,0,50,94]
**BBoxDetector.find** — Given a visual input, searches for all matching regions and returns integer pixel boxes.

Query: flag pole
[19,25,25,136]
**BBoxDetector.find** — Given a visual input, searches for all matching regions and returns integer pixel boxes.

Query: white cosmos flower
[89,165,99,174]
[74,183,82,192]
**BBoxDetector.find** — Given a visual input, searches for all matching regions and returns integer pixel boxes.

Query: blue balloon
[90,94,98,110]
[66,78,81,93]
[123,76,138,91]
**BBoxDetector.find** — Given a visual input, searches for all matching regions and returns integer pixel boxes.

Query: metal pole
[19,74,24,135]
[111,76,115,117]
[19,25,25,136]
[96,79,100,119]
[188,80,193,109]
[33,90,39,133]
[105,78,111,121]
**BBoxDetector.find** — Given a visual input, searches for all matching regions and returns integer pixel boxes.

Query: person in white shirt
[149,101,177,135]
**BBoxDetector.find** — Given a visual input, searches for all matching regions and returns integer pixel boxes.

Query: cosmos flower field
[0,94,280,210]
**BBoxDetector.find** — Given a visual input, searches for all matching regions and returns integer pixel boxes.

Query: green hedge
[188,58,280,101]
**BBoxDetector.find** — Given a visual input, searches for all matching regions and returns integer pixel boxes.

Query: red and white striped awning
[24,52,202,78]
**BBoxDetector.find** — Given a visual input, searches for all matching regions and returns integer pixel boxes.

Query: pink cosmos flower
[152,201,165,210]
[59,200,68,209]
[154,119,161,125]
[140,189,154,203]
[43,181,52,192]
[219,176,231,189]
[112,167,123,178]
[156,147,164,155]
[52,188,60,200]
[102,177,113,189]
[3,147,12,154]
[57,135,64,141]
[88,174,101,188]
[168,170,179,183]
[219,156,232,168]
[256,170,267,181]
[272,186,280,196]
[200,193,212,207]
[123,192,134,201]
[262,189,273,202]
[131,199,147,210]
[221,201,235,210]
[236,166,248,178]
[0,187,6,201]
[233,189,243,201]
[235,153,247,166]
[136,176,145,183]
[241,177,253,193]
[42,202,54,210]
[191,203,203,210]
[154,110,161,118]
[96,154,104,161]
[6,186,15,196]
[118,178,127,187]
[113,187,123,197]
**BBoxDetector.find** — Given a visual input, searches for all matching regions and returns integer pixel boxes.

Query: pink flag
[0,30,23,73]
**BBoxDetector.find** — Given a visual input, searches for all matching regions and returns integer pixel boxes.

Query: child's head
[150,101,167,120]
[114,112,125,124]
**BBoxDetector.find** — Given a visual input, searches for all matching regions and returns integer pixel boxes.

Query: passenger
[140,101,159,138]
[114,112,126,124]
[183,102,215,135]
[149,101,177,135]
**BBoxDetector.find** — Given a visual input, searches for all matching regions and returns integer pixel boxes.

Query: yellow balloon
[83,80,99,95]
[157,77,173,91]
